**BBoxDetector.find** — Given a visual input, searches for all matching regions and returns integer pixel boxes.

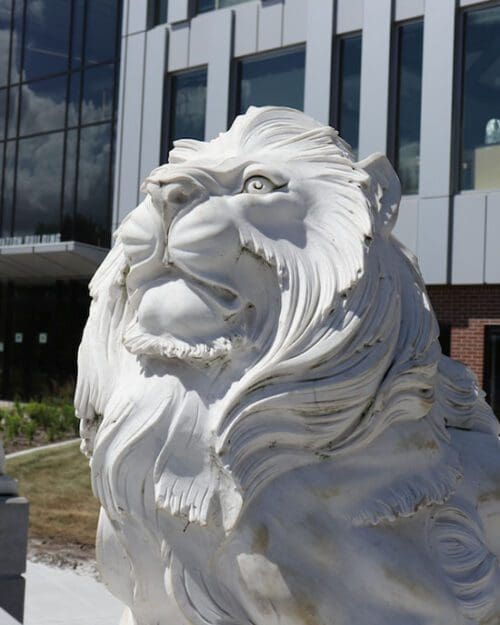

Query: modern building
[0,0,122,398]
[113,0,500,418]
[1,0,500,420]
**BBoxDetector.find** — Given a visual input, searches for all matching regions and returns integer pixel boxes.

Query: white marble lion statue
[76,106,500,625]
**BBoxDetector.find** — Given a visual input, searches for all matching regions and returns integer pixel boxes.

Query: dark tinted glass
[460,6,500,190]
[197,0,215,12]
[67,72,81,127]
[0,89,6,139]
[337,34,362,158]
[152,0,168,25]
[9,0,23,84]
[169,69,207,147]
[81,64,114,124]
[394,21,423,195]
[219,0,249,6]
[62,128,77,240]
[485,327,500,419]
[19,75,67,136]
[14,132,64,236]
[237,48,305,115]
[1,141,15,235]
[85,0,119,65]
[76,123,112,246]
[0,1,12,87]
[71,0,85,68]
[23,0,71,81]
[7,85,18,138]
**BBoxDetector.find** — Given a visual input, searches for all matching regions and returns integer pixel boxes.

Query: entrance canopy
[0,241,108,281]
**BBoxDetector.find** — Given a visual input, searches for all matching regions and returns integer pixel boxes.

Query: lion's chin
[122,319,246,363]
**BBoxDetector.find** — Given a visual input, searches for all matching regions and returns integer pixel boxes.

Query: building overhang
[0,241,109,281]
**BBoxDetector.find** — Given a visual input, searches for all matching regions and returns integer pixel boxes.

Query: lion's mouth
[123,273,248,363]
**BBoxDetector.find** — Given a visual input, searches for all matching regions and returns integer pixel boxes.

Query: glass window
[0,1,12,87]
[167,68,207,151]
[81,64,114,124]
[460,5,500,191]
[1,141,15,235]
[485,326,500,419]
[151,0,168,26]
[7,85,18,138]
[67,72,81,127]
[14,132,64,236]
[0,89,6,140]
[23,0,71,81]
[336,34,362,158]
[85,0,119,65]
[393,21,423,195]
[19,75,67,136]
[71,0,85,68]
[9,0,23,84]
[76,123,112,246]
[236,47,306,116]
[197,0,215,12]
[62,128,77,240]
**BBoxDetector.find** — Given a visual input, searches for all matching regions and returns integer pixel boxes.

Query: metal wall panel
[116,33,146,223]
[417,197,449,284]
[234,2,259,57]
[304,0,335,124]
[140,27,168,184]
[358,0,392,159]
[189,12,213,66]
[283,0,308,45]
[419,0,455,198]
[127,0,148,34]
[336,0,363,34]
[485,192,500,283]
[393,196,419,254]
[169,0,191,24]
[168,23,190,71]
[460,0,488,6]
[258,0,284,51]
[451,194,486,284]
[395,0,424,22]
[205,10,233,139]
[112,29,130,231]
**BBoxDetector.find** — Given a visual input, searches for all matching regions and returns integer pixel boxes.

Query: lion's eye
[243,175,276,195]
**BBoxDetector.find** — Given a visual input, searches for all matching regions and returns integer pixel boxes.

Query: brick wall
[427,285,500,388]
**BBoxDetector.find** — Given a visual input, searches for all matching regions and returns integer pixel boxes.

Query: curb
[6,439,80,460]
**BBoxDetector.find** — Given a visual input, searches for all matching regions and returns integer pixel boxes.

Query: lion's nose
[162,180,199,209]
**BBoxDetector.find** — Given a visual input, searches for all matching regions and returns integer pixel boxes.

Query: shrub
[4,411,22,441]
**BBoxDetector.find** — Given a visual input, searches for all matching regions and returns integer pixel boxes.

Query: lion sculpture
[76,107,500,625]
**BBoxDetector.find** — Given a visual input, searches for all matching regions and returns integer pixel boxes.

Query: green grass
[6,442,100,546]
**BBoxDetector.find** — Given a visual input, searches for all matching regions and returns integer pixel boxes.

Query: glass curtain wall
[335,34,362,158]
[0,0,121,248]
[485,326,500,419]
[460,5,500,191]
[197,0,249,13]
[392,20,424,195]
[162,68,207,161]
[235,47,306,117]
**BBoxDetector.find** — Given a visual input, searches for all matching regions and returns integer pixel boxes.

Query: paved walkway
[5,438,80,460]
[23,561,124,625]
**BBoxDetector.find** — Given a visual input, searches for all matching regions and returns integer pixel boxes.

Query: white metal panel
[127,0,148,34]
[205,10,233,139]
[112,31,130,231]
[358,0,392,159]
[304,0,335,124]
[190,12,213,66]
[485,192,500,283]
[460,0,489,6]
[395,0,424,22]
[418,0,455,198]
[336,0,363,34]
[451,193,486,284]
[116,33,146,223]
[393,196,419,255]
[283,0,308,46]
[140,27,168,183]
[417,197,449,284]
[169,0,191,24]
[234,2,259,57]
[258,0,283,51]
[168,22,190,71]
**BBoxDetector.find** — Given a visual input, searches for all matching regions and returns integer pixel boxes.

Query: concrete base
[0,496,28,623]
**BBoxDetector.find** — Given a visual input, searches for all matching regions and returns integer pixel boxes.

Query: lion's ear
[357,153,401,238]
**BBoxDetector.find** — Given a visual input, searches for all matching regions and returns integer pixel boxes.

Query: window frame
[484,324,500,420]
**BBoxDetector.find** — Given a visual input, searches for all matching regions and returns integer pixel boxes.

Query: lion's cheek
[137,278,234,342]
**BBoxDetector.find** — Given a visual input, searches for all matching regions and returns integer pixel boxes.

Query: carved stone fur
[76,107,500,625]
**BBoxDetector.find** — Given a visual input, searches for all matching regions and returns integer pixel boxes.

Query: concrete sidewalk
[23,561,124,625]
